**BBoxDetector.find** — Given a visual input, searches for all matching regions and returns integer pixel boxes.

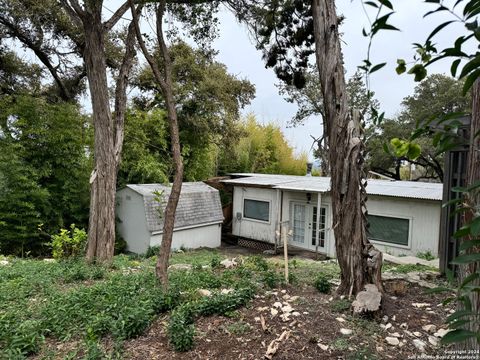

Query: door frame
[289,200,329,252]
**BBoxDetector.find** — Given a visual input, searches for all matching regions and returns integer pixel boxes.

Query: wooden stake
[282,224,289,284]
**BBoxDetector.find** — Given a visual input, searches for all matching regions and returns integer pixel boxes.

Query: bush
[314,273,332,294]
[145,246,160,258]
[49,224,87,260]
[416,250,435,261]
[262,270,281,289]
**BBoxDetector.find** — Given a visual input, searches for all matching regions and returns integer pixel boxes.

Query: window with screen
[367,215,409,246]
[243,199,270,222]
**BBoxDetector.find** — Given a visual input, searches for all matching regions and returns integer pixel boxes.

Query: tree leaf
[370,62,387,73]
[451,59,461,77]
[450,253,480,265]
[378,0,393,10]
[459,239,480,251]
[469,216,480,236]
[426,20,456,42]
[441,329,477,344]
[462,68,480,95]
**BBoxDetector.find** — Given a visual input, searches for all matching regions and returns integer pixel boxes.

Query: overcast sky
[107,0,469,160]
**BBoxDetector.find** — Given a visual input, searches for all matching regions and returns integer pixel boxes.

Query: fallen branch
[265,330,291,359]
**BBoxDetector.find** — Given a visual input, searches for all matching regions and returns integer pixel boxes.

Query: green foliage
[382,263,438,274]
[417,251,436,261]
[330,298,352,313]
[167,287,255,352]
[226,321,251,335]
[314,273,332,294]
[261,270,282,289]
[219,115,308,175]
[0,95,91,256]
[49,225,87,260]
[145,246,160,258]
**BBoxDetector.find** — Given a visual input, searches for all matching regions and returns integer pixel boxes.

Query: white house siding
[230,185,441,258]
[116,188,151,254]
[232,187,279,243]
[150,223,222,250]
[365,195,441,257]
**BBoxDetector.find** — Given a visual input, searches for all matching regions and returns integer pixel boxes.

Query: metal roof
[223,174,443,201]
[126,182,224,232]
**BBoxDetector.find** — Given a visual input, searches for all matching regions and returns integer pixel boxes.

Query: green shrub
[49,224,87,260]
[330,298,352,313]
[210,255,221,269]
[262,270,281,289]
[245,255,269,271]
[314,273,332,293]
[416,250,435,261]
[145,246,160,258]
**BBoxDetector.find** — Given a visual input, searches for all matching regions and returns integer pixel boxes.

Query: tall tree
[240,0,382,295]
[130,0,184,286]
[1,0,140,262]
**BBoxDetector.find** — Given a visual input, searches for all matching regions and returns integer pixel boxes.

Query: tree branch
[104,1,131,32]
[114,6,141,166]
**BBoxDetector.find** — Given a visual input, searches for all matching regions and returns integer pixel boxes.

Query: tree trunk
[311,0,382,296]
[83,7,117,263]
[457,78,480,350]
[130,0,184,288]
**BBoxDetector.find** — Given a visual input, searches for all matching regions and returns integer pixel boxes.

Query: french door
[291,203,327,250]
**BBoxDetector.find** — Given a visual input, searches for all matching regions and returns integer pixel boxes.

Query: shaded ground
[123,281,452,359]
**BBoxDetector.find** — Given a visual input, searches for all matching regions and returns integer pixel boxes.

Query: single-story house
[222,173,443,258]
[116,182,223,254]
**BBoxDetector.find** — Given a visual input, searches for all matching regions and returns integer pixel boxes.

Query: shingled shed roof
[126,182,223,233]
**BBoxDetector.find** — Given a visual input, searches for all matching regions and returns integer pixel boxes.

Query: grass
[382,263,438,274]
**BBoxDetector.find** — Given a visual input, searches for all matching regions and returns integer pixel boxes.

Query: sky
[104,0,469,160]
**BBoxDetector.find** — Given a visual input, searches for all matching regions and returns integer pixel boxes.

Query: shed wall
[150,223,221,251]
[366,195,441,257]
[232,187,278,243]
[116,188,151,254]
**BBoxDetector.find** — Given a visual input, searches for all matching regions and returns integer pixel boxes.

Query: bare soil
[123,281,454,360]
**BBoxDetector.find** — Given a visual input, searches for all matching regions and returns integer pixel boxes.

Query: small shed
[116,182,224,254]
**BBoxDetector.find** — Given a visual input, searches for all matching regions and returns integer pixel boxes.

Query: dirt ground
[123,281,454,360]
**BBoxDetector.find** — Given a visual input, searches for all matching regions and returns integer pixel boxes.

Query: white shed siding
[232,187,278,243]
[230,184,441,258]
[366,195,441,257]
[116,188,151,254]
[150,223,221,250]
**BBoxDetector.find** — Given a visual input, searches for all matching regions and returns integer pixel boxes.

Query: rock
[281,289,287,294]
[254,316,261,322]
[291,311,300,317]
[280,313,290,322]
[257,306,269,312]
[318,343,329,351]
[422,324,437,333]
[400,323,408,330]
[197,289,212,297]
[340,328,353,335]
[221,288,234,295]
[434,328,451,338]
[282,294,290,300]
[263,249,276,255]
[385,337,400,346]
[380,323,392,331]
[412,302,430,308]
[271,308,278,316]
[335,317,346,323]
[281,305,293,313]
[220,258,237,269]
[412,339,426,352]
[382,315,389,323]
[352,284,382,314]
[289,296,300,302]
[168,263,192,271]
[302,312,309,315]
[390,332,401,338]
[0,260,9,266]
[43,258,55,263]
[273,302,283,309]
[413,331,422,337]
[428,335,439,347]
[376,346,384,352]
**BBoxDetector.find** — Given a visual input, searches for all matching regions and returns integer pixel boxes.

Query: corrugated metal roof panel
[222,174,443,201]
[126,182,224,232]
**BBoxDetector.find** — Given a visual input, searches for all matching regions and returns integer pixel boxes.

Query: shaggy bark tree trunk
[62,1,137,263]
[457,78,480,351]
[83,6,117,262]
[131,0,184,288]
[311,0,382,296]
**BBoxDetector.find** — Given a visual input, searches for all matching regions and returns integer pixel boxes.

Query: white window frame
[367,212,413,250]
[243,198,271,224]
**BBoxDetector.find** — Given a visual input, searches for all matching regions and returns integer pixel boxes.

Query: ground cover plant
[0,248,453,359]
